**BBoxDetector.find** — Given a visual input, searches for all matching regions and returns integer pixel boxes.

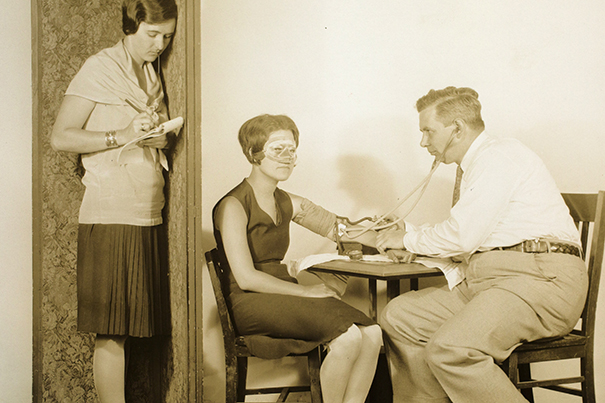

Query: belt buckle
[522,239,549,253]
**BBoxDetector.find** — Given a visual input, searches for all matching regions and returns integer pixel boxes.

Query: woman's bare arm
[51,95,165,153]
[215,196,338,298]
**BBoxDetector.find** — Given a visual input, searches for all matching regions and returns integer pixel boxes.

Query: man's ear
[453,119,466,137]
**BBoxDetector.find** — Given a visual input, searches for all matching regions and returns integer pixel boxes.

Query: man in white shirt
[375,86,588,403]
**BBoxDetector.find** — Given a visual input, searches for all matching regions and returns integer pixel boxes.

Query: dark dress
[213,179,374,359]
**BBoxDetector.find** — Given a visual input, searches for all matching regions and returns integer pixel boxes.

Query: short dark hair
[238,114,300,164]
[122,0,178,35]
[416,86,485,131]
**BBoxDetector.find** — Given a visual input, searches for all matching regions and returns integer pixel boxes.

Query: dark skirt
[230,288,375,359]
[77,224,170,337]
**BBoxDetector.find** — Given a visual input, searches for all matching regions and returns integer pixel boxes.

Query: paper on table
[289,252,464,290]
[287,253,390,277]
[117,116,184,168]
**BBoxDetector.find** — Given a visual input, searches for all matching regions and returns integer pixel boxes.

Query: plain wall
[201,1,605,402]
[0,1,33,402]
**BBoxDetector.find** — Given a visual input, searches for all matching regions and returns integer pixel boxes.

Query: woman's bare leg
[320,325,363,403]
[342,324,382,403]
[94,334,128,403]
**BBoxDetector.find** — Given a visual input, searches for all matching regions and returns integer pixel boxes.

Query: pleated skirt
[77,223,170,337]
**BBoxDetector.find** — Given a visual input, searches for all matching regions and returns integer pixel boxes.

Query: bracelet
[105,130,118,148]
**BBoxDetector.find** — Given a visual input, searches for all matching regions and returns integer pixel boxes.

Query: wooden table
[309,259,445,403]
[309,259,444,321]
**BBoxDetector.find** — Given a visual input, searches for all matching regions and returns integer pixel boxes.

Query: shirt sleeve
[404,149,524,257]
[65,53,131,105]
[65,57,108,102]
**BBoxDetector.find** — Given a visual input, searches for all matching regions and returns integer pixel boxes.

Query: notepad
[117,116,184,165]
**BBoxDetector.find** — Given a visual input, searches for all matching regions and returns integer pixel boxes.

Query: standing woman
[51,1,177,401]
[213,114,383,403]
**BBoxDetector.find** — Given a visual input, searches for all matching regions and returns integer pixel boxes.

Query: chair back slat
[562,192,605,338]
[584,192,605,338]
[579,222,590,256]
[205,249,238,344]
[562,193,598,223]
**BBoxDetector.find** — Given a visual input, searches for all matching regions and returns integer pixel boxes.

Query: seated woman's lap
[230,292,373,342]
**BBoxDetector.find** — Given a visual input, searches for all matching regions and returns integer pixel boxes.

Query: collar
[118,40,163,111]
[459,131,490,173]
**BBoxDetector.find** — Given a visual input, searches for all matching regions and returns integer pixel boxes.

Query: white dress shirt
[404,132,580,258]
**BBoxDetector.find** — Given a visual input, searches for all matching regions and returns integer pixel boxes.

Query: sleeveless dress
[213,179,374,359]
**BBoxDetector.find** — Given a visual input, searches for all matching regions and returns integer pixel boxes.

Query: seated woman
[212,114,383,403]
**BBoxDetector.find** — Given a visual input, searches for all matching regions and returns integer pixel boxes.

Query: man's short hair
[416,86,485,131]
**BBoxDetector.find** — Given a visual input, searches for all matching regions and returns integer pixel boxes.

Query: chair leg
[518,363,534,403]
[581,356,596,403]
[225,354,239,403]
[505,354,518,385]
[504,353,535,401]
[504,356,534,403]
[277,387,291,402]
[236,356,248,402]
[307,347,323,403]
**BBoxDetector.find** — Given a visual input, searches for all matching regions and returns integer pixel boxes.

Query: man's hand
[386,249,416,263]
[375,229,406,252]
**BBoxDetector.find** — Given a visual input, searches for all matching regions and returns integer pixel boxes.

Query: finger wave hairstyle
[122,0,178,35]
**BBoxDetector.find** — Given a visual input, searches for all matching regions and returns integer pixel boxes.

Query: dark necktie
[452,165,463,206]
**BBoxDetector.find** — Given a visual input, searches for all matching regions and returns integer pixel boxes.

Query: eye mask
[254,139,297,164]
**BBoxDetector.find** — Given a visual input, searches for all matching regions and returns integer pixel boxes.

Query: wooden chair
[501,191,605,403]
[205,248,323,403]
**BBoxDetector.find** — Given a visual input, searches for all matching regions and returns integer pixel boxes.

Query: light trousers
[380,251,588,403]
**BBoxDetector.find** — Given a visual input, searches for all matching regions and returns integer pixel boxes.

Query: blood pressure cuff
[293,198,348,296]
[293,198,337,238]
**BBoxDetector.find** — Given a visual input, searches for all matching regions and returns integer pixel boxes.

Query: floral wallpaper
[35,0,192,401]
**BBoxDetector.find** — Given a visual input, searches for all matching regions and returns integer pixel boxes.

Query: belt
[497,239,582,258]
